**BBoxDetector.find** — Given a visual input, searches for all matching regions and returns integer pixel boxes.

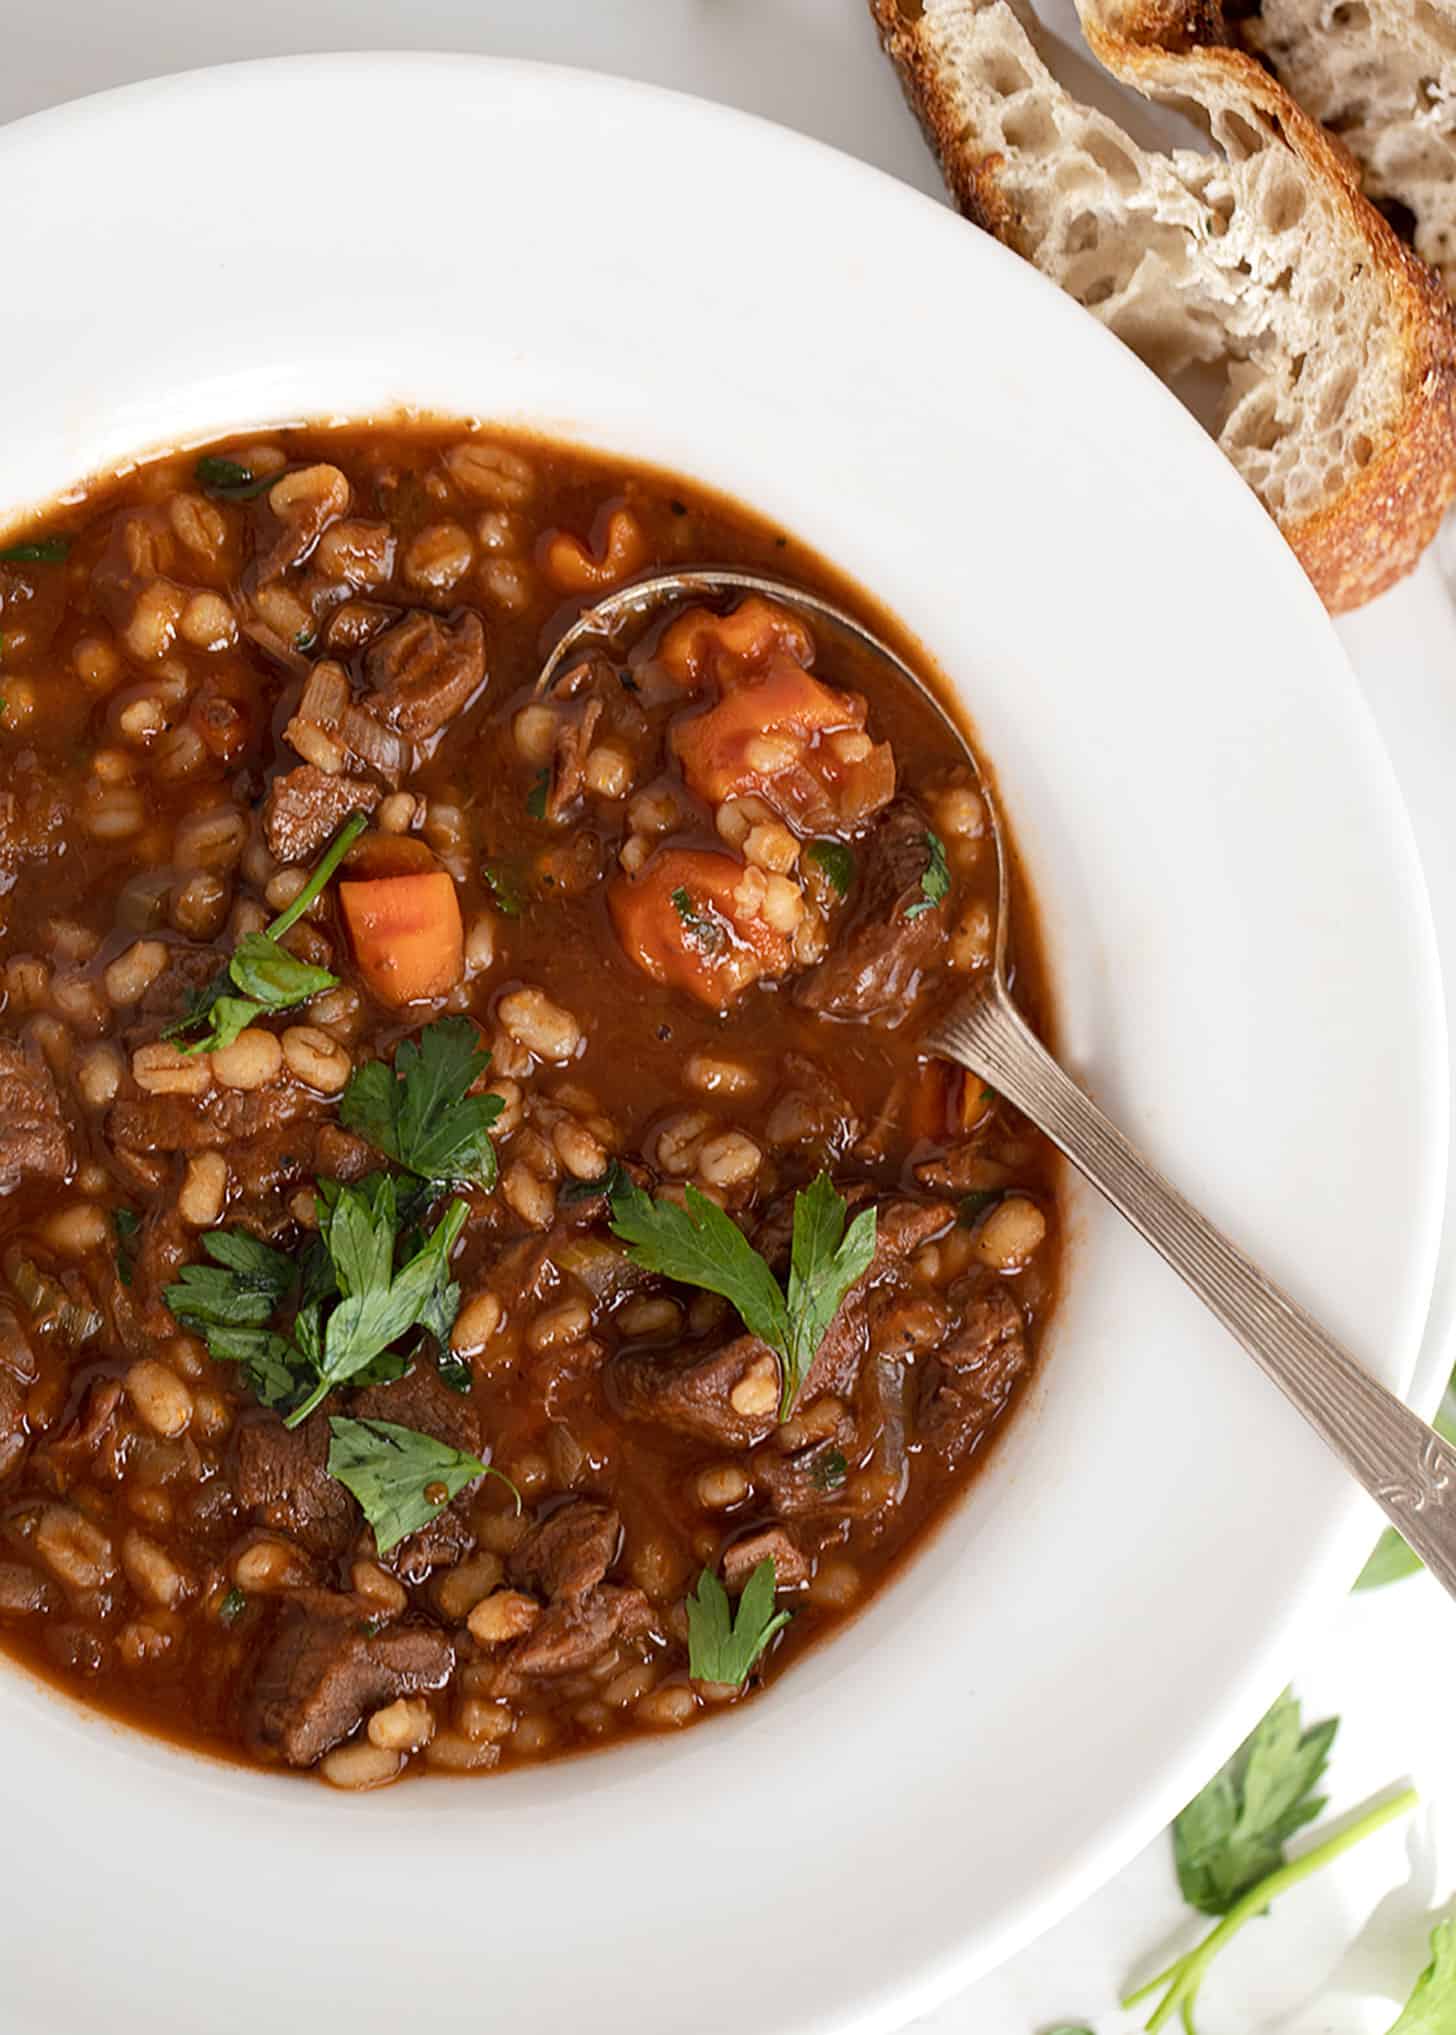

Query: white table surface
[5,5,1455,2030]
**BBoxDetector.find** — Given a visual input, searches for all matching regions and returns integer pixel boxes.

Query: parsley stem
[268,811,368,941]
[1124,1785,1418,2031]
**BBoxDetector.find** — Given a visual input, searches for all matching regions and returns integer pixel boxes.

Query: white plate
[0,53,1446,2035]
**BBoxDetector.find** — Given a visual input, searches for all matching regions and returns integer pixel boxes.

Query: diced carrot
[342,829,441,881]
[656,596,816,690]
[607,848,793,1009]
[339,870,463,1008]
[672,652,895,829]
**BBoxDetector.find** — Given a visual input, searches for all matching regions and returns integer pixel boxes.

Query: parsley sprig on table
[1172,1689,1337,1915]
[165,1175,468,1427]
[340,1015,504,1190]
[165,811,368,1052]
[607,1171,876,1419]
[685,1558,791,1685]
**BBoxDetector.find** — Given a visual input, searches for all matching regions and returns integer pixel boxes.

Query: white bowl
[0,52,1446,2035]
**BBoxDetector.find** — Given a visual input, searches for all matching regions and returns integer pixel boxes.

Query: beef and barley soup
[0,424,1058,1787]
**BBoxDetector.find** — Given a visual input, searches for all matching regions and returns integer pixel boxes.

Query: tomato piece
[672,652,895,832]
[608,848,793,1009]
[339,870,464,1008]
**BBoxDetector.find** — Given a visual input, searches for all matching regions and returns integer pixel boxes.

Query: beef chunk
[613,1333,779,1450]
[108,1083,321,1162]
[721,1526,809,1592]
[915,1144,1011,1196]
[509,1501,619,1602]
[0,1039,72,1189]
[0,1370,28,1485]
[361,609,486,739]
[763,1053,861,1165]
[352,1366,483,1577]
[917,1278,1029,1470]
[33,1377,124,1495]
[793,801,945,1024]
[749,1423,856,1519]
[246,1593,454,1765]
[235,1411,358,1557]
[494,1584,654,1690]
[263,765,380,863]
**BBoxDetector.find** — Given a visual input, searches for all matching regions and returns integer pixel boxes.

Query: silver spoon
[540,567,1456,1599]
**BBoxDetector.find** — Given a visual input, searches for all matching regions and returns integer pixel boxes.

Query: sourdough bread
[871,0,1456,608]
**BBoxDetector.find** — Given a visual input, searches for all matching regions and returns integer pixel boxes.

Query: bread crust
[871,0,1456,610]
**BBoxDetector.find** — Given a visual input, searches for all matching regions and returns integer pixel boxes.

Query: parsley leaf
[560,1157,632,1206]
[608,1172,875,1419]
[810,1446,848,1492]
[340,1016,503,1190]
[1126,1783,1417,2031]
[327,1415,511,1555]
[1388,1920,1456,2035]
[165,1229,297,1329]
[685,1558,792,1686]
[218,1586,248,1625]
[0,536,70,565]
[204,1327,310,1408]
[285,1188,468,1426]
[805,838,855,898]
[112,1207,141,1288]
[481,861,526,917]
[195,455,276,501]
[670,885,726,952]
[164,812,366,1050]
[904,831,950,919]
[1173,1690,1337,1916]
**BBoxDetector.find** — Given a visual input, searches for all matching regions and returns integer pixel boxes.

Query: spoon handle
[930,982,1456,1600]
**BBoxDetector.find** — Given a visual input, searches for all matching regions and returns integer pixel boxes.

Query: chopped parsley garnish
[327,1415,516,1555]
[481,860,526,917]
[112,1207,142,1288]
[0,536,70,565]
[165,1174,468,1426]
[340,1015,504,1191]
[194,455,277,501]
[165,811,367,1051]
[670,885,726,953]
[810,1446,848,1492]
[525,768,549,820]
[904,830,950,919]
[1172,1689,1337,1916]
[435,1352,474,1395]
[957,1189,1000,1224]
[560,1157,632,1207]
[294,628,317,654]
[217,1586,248,1625]
[685,1558,791,1685]
[607,1170,875,1419]
[805,838,855,898]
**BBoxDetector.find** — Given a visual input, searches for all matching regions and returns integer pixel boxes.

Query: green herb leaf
[560,1158,632,1207]
[112,1207,141,1288]
[783,1174,877,1417]
[195,455,276,501]
[165,1229,297,1329]
[957,1189,1000,1224]
[228,932,337,1008]
[436,1352,473,1394]
[609,1176,789,1356]
[810,1446,848,1492]
[0,536,70,565]
[1173,1690,1338,1916]
[327,1415,512,1555]
[1387,1919,1456,2035]
[904,831,950,919]
[286,1193,468,1426]
[218,1586,248,1625]
[806,838,855,898]
[686,1558,792,1686]
[526,768,549,820]
[1126,1786,1418,2032]
[202,1326,309,1408]
[340,1016,503,1190]
[481,861,527,917]
[670,885,726,953]
[608,1172,875,1420]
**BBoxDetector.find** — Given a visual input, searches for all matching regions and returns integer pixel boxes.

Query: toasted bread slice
[1234,1,1456,297]
[871,0,1456,608]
